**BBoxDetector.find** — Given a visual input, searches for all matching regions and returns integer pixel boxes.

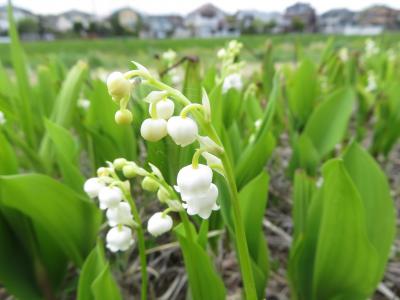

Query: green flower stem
[124,192,148,300]
[204,124,257,300]
[144,76,257,299]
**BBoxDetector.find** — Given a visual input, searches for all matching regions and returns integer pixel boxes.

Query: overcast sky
[1,0,400,16]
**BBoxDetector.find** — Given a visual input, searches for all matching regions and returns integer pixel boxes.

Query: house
[284,2,317,32]
[110,7,141,32]
[185,3,238,37]
[141,15,185,39]
[236,10,285,33]
[318,9,356,34]
[0,5,37,32]
[358,5,400,30]
[44,10,92,32]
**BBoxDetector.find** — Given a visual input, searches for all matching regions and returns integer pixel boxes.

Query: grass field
[1,33,400,69]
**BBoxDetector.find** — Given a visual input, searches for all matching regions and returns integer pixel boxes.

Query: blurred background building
[1,2,400,41]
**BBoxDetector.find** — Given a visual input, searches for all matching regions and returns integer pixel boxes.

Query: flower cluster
[104,61,223,222]
[217,40,245,93]
[365,39,380,58]
[84,170,135,253]
[140,90,198,146]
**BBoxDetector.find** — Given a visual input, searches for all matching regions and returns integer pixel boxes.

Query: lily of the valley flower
[106,201,134,227]
[167,116,198,147]
[106,225,134,252]
[176,164,219,219]
[222,73,243,93]
[182,184,219,219]
[177,164,212,195]
[84,177,105,198]
[140,118,168,142]
[98,186,123,210]
[107,71,131,101]
[147,212,173,236]
[150,98,175,120]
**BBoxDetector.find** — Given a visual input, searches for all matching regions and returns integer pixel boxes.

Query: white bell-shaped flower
[182,184,219,219]
[98,186,123,210]
[84,177,105,198]
[106,202,133,227]
[167,116,198,147]
[176,164,212,196]
[147,212,173,236]
[222,73,243,93]
[106,72,131,100]
[140,118,167,142]
[106,226,134,252]
[149,99,175,120]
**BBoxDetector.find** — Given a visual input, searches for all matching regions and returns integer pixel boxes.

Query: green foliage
[289,143,395,300]
[77,242,122,300]
[175,224,226,300]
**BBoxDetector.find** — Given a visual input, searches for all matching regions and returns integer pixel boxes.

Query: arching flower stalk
[104,59,258,299]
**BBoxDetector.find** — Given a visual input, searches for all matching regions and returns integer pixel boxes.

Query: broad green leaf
[312,160,379,300]
[78,242,122,300]
[0,213,42,300]
[292,170,316,240]
[44,119,85,192]
[342,142,396,283]
[175,224,226,300]
[303,87,354,158]
[287,58,319,129]
[0,174,101,266]
[289,134,320,176]
[39,61,88,159]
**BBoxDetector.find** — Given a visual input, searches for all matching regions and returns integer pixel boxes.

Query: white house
[236,10,285,33]
[52,10,92,32]
[185,3,238,37]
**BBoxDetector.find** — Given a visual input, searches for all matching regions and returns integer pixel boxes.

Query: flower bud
[113,158,127,170]
[98,186,123,210]
[177,164,212,196]
[167,116,198,147]
[106,226,134,252]
[106,202,133,227]
[140,118,167,142]
[122,163,137,178]
[97,167,109,177]
[115,109,133,125]
[157,187,170,202]
[107,72,131,100]
[149,98,175,120]
[147,212,173,237]
[141,176,159,192]
[84,177,104,198]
